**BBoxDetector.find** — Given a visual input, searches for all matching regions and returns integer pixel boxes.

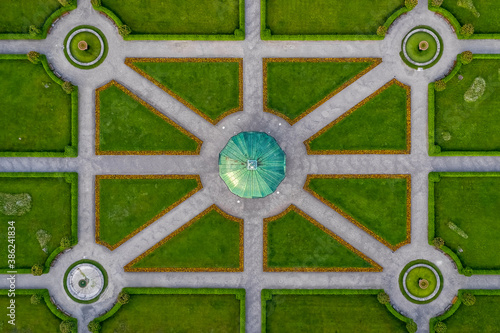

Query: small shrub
[88,320,101,333]
[406,320,417,333]
[434,321,447,333]
[59,320,76,333]
[405,0,418,10]
[460,51,473,64]
[27,51,41,64]
[62,81,74,94]
[91,0,101,6]
[377,291,390,304]
[30,293,43,305]
[118,25,131,37]
[435,80,446,91]
[31,264,43,276]
[117,291,130,304]
[460,23,474,37]
[60,236,72,249]
[431,0,443,6]
[463,267,473,276]
[29,25,40,37]
[432,237,445,248]
[461,292,476,306]
[377,26,387,37]
[58,0,73,6]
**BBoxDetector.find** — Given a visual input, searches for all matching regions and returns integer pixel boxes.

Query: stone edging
[263,205,382,272]
[65,28,105,66]
[402,263,441,301]
[95,80,202,155]
[402,28,441,67]
[124,204,244,272]
[304,78,411,155]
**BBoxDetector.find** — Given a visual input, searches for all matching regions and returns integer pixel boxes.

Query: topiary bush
[60,236,72,249]
[461,292,476,306]
[432,237,445,248]
[91,0,101,6]
[463,267,473,276]
[431,0,443,6]
[31,264,44,276]
[377,26,387,37]
[118,25,131,37]
[59,320,76,333]
[460,51,473,64]
[406,320,417,333]
[377,291,390,304]
[30,293,43,305]
[405,0,418,10]
[117,291,130,304]
[29,25,40,37]
[434,321,447,333]
[58,0,73,6]
[27,51,41,64]
[435,80,446,92]
[62,81,74,94]
[460,23,474,37]
[88,320,101,333]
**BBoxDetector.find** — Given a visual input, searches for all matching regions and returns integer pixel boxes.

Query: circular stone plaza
[1,1,500,332]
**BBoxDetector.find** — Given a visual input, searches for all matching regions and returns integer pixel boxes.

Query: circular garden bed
[399,259,443,304]
[64,25,108,69]
[401,26,443,70]
[64,259,108,304]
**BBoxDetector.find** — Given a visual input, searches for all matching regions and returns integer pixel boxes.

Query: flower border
[124,204,244,272]
[124,57,243,125]
[304,174,411,251]
[263,205,382,272]
[263,57,382,125]
[304,79,411,155]
[95,80,202,155]
[95,174,203,251]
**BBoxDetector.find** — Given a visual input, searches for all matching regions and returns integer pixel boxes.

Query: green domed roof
[219,132,286,199]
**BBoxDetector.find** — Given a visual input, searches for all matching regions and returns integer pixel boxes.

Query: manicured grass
[0,0,62,35]
[431,173,500,271]
[0,290,75,332]
[126,58,242,124]
[432,290,500,332]
[305,175,410,250]
[96,81,201,154]
[262,289,409,332]
[126,207,242,271]
[305,80,410,153]
[264,58,380,124]
[405,267,437,298]
[399,260,443,304]
[432,55,500,153]
[96,175,202,250]
[264,206,379,271]
[440,0,500,35]
[96,288,245,333]
[405,32,438,63]
[69,32,101,63]
[0,55,74,155]
[0,173,77,273]
[264,0,405,36]
[99,0,241,36]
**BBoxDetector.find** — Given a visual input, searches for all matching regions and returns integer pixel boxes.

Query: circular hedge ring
[64,25,108,70]
[399,259,443,304]
[400,26,443,70]
[63,259,108,304]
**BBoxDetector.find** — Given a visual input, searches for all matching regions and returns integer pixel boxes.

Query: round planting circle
[401,26,443,70]
[64,25,108,70]
[399,260,443,304]
[64,260,108,303]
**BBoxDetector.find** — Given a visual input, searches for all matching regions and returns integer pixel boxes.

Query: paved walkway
[1,0,500,332]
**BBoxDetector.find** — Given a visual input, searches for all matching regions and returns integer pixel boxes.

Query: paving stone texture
[1,0,500,332]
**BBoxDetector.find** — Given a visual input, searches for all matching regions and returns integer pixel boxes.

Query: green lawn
[0,0,62,35]
[0,55,74,154]
[98,289,244,333]
[432,56,500,153]
[437,291,500,332]
[431,173,500,271]
[126,58,242,124]
[264,0,405,36]
[0,173,76,272]
[96,175,201,250]
[264,207,379,271]
[405,32,438,63]
[0,291,71,332]
[405,266,437,298]
[305,175,410,250]
[100,0,241,35]
[306,80,410,153]
[265,58,380,124]
[440,0,500,35]
[263,290,408,332]
[96,81,201,154]
[69,32,101,63]
[126,207,242,271]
